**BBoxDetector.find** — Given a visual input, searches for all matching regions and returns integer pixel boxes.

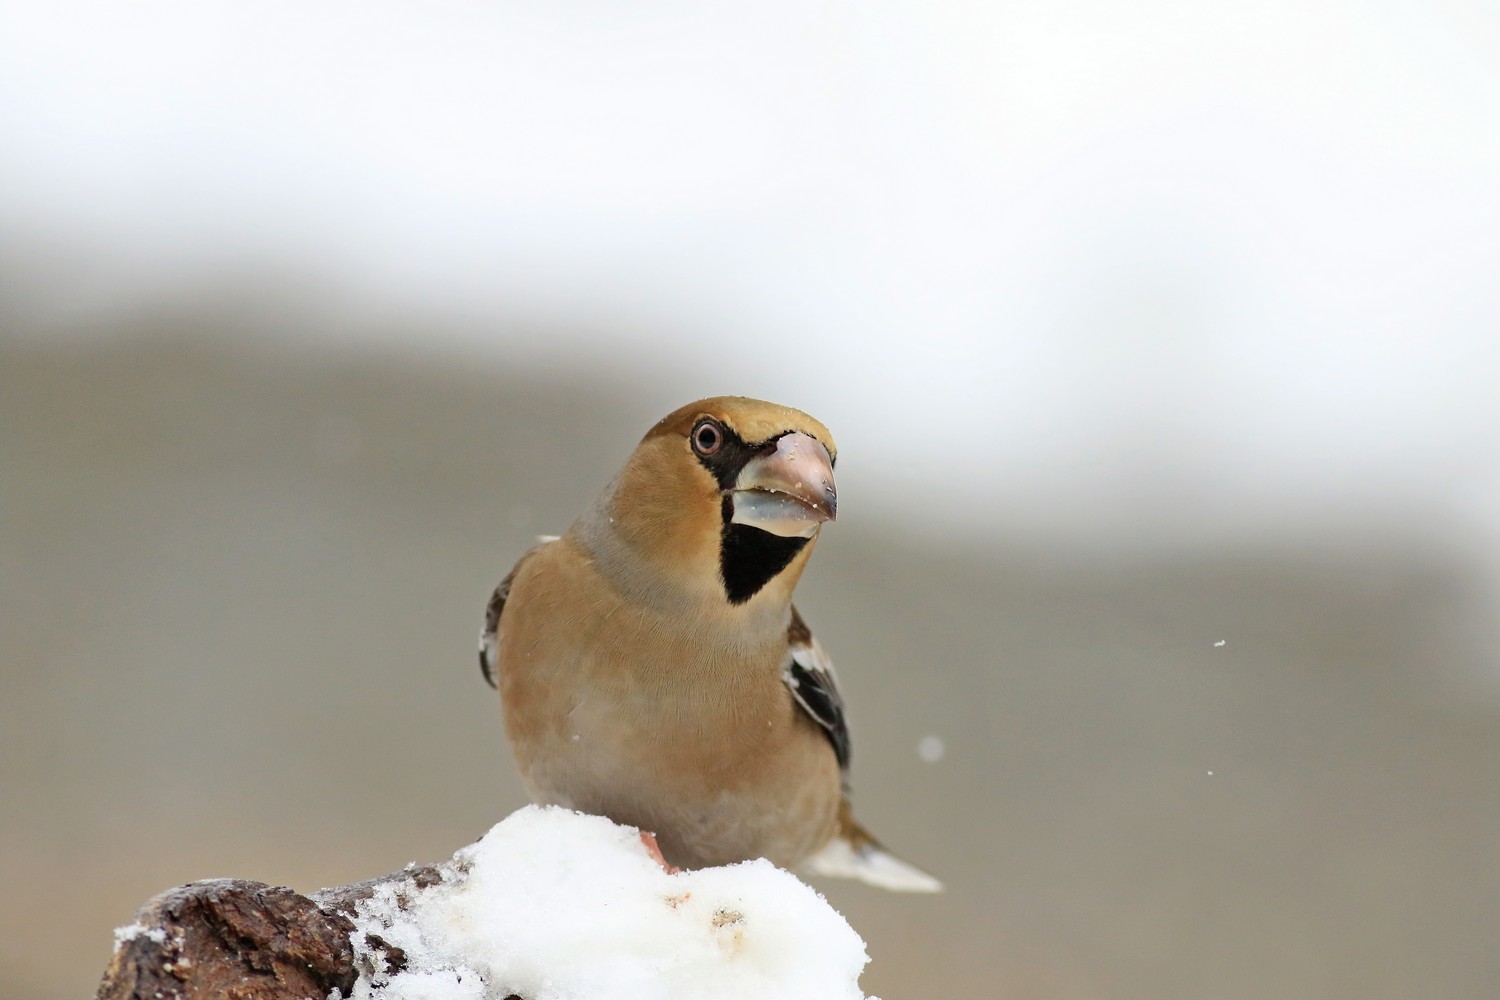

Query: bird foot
[638,830,682,874]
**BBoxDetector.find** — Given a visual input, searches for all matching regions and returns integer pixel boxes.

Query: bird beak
[729,432,837,538]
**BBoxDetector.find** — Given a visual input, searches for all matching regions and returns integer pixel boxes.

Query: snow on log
[97,806,875,1000]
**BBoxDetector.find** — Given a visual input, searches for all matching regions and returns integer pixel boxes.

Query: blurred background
[3,2,1499,998]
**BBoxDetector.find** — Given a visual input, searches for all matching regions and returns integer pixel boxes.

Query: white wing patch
[782,608,851,772]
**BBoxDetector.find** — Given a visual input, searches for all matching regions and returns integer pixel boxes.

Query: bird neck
[571,488,811,628]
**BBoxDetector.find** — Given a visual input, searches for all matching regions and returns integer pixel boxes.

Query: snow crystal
[113,923,168,952]
[916,736,945,763]
[340,806,872,1000]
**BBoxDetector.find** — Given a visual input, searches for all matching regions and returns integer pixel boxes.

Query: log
[94,808,876,999]
[96,864,462,1000]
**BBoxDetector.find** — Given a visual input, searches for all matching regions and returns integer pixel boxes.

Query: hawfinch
[479,396,940,892]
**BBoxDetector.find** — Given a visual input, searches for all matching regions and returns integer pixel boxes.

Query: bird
[479,396,940,892]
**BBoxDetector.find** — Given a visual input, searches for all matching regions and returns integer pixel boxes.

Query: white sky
[3,0,1499,554]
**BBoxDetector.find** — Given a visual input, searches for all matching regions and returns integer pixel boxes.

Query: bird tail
[800,802,942,892]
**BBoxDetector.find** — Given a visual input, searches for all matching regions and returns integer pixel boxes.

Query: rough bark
[95,863,463,1000]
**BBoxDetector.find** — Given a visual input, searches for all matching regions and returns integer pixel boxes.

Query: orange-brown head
[582,397,837,607]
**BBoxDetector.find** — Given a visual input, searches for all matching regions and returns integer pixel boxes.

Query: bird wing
[479,537,557,688]
[783,605,851,774]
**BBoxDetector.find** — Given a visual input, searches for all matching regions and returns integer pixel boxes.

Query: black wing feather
[479,539,556,687]
[783,606,851,773]
[478,567,516,689]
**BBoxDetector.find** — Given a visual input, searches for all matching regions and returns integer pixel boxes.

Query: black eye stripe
[691,419,756,488]
[693,423,832,488]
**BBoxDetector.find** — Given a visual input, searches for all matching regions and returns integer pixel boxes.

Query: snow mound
[341,805,873,1000]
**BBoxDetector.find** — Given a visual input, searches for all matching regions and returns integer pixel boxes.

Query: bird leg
[638,830,682,874]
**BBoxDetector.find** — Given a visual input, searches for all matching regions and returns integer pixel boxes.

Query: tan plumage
[480,396,939,891]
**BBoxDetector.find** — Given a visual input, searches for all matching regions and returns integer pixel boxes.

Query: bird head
[581,397,838,607]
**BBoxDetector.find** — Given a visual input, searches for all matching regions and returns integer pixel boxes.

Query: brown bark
[95,863,461,1000]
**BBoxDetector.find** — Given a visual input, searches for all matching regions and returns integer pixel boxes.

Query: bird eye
[692,419,723,457]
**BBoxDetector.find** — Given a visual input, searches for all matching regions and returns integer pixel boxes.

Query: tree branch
[97,864,450,1000]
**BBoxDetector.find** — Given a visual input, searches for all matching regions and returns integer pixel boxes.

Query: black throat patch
[695,422,813,605]
[719,495,809,604]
